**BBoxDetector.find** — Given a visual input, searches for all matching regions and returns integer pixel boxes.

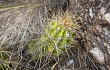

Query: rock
[104,43,110,55]
[103,13,110,24]
[103,27,110,37]
[96,25,102,33]
[66,59,74,66]
[90,47,105,64]
[100,7,105,15]
[89,7,94,18]
[47,0,69,13]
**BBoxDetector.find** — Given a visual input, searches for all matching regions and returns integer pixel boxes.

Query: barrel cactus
[28,15,79,59]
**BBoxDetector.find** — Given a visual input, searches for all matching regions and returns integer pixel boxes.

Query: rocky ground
[0,0,110,70]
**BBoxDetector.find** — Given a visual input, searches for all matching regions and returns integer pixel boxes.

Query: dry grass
[0,3,47,47]
[0,1,101,70]
[0,3,49,69]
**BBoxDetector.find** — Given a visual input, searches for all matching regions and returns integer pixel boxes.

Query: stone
[103,13,110,24]
[66,59,74,66]
[90,47,105,64]
[100,7,105,15]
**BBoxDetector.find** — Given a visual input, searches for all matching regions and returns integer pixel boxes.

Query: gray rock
[90,47,105,64]
[103,13,110,24]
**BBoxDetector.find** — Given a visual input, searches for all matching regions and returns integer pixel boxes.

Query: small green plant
[28,15,79,60]
[0,52,11,70]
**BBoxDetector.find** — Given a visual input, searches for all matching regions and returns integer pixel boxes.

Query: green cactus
[28,16,79,59]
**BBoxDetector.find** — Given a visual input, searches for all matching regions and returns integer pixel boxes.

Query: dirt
[0,0,110,70]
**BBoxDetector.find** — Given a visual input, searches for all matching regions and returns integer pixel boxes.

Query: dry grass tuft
[0,5,48,47]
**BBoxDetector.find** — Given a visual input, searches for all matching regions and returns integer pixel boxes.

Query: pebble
[100,7,105,15]
[103,13,110,24]
[103,27,110,37]
[66,59,74,66]
[96,25,102,33]
[90,47,105,64]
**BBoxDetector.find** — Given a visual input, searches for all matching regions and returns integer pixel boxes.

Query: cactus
[28,15,79,60]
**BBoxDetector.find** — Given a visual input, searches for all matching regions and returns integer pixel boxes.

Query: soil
[0,0,110,70]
